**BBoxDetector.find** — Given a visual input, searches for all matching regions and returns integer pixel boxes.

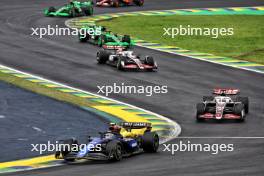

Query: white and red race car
[196,89,249,122]
[96,46,158,71]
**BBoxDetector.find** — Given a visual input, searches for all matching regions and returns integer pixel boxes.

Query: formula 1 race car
[96,47,158,71]
[55,122,159,162]
[96,0,144,7]
[44,0,93,17]
[79,25,133,49]
[196,89,249,122]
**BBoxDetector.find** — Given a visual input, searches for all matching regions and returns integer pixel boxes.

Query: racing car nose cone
[215,113,222,119]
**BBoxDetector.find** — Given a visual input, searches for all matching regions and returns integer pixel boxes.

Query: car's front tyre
[106,140,123,161]
[196,103,205,122]
[97,50,109,64]
[117,56,126,71]
[234,104,246,122]
[237,97,249,113]
[55,138,78,162]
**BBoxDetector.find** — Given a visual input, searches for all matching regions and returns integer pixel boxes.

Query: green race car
[78,25,134,49]
[44,0,93,17]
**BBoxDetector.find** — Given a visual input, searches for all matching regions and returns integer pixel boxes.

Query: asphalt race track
[1,0,264,175]
[0,81,107,162]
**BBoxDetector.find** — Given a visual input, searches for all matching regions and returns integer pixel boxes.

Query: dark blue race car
[55,122,159,162]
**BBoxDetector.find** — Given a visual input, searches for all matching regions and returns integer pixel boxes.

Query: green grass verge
[0,72,96,107]
[98,15,264,64]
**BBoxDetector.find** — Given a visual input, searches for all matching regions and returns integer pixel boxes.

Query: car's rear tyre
[106,141,122,161]
[122,35,131,44]
[82,6,93,16]
[48,6,56,13]
[133,0,144,6]
[196,103,205,122]
[97,50,109,64]
[141,132,159,153]
[203,96,214,101]
[237,97,249,113]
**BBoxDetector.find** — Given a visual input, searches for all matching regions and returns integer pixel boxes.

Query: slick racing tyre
[117,56,126,71]
[196,103,205,122]
[144,56,155,66]
[82,6,93,16]
[237,97,249,113]
[106,140,123,161]
[55,138,78,162]
[142,132,159,153]
[133,0,144,6]
[48,6,56,13]
[234,104,245,122]
[112,0,120,7]
[122,35,131,44]
[97,50,109,64]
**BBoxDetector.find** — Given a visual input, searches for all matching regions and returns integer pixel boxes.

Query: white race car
[196,89,249,122]
[96,47,158,71]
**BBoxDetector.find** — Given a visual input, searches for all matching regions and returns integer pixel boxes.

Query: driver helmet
[146,126,152,132]
[109,123,121,133]
[116,48,123,54]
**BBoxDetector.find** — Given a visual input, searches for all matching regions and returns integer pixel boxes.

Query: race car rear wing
[120,122,152,129]
[102,45,126,50]
[213,88,240,95]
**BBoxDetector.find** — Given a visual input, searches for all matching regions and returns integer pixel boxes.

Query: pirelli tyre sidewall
[117,56,126,71]
[237,96,249,113]
[234,103,246,122]
[196,103,205,121]
[144,56,155,66]
[97,50,109,64]
[122,35,131,44]
[106,140,123,161]
[141,132,159,153]
[59,138,78,162]
[81,6,93,16]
